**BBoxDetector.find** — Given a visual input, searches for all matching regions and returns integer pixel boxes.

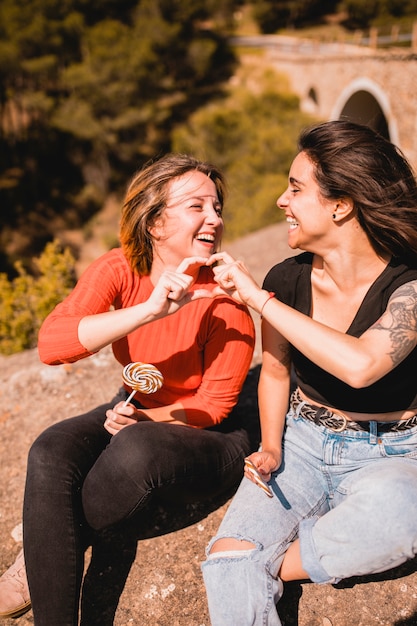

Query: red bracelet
[260,291,275,317]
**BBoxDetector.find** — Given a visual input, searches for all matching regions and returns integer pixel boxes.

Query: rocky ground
[1,221,417,625]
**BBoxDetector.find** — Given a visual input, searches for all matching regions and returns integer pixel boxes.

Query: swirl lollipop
[122,362,164,406]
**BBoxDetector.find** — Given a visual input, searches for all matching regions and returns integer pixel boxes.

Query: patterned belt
[290,389,417,433]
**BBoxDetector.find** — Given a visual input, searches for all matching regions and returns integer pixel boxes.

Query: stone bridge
[235,35,417,169]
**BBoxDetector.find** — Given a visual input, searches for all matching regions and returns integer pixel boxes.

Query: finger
[166,284,192,301]
[104,419,117,435]
[105,415,135,433]
[113,403,136,416]
[212,263,237,282]
[159,274,193,301]
[207,251,236,265]
[176,256,208,274]
[214,272,238,291]
[164,273,194,290]
[209,284,243,303]
[156,270,193,288]
[244,460,273,497]
[188,288,217,301]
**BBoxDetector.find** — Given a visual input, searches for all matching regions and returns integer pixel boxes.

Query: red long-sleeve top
[38,249,255,428]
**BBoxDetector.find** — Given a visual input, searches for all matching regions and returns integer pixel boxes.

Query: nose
[276,189,288,210]
[205,205,223,226]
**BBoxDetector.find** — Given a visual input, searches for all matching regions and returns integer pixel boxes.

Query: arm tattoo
[372,282,417,366]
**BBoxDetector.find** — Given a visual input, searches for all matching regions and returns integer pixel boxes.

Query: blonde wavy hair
[119,153,226,275]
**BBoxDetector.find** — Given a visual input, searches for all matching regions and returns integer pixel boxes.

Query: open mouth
[287,217,299,230]
[195,233,216,245]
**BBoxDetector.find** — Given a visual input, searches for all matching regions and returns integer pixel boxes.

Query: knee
[28,428,65,469]
[81,433,153,531]
[207,536,257,558]
[361,463,417,514]
[25,429,81,498]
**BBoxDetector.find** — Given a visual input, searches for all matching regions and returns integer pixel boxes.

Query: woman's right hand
[244,449,281,483]
[148,256,211,318]
[78,257,212,353]
[148,269,194,317]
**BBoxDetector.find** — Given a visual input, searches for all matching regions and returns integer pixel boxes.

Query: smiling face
[277,151,335,250]
[151,170,224,269]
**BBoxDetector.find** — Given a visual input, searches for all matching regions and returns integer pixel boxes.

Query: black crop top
[263,252,417,413]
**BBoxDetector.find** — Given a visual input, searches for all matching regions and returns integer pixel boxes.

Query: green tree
[251,0,339,33]
[341,0,379,28]
[340,0,417,28]
[0,0,240,276]
[172,68,317,239]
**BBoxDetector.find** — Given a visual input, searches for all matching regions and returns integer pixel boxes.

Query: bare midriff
[298,388,417,423]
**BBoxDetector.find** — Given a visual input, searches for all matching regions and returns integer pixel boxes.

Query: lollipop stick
[123,389,137,407]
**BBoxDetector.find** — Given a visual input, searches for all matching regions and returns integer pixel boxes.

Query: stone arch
[330,77,399,144]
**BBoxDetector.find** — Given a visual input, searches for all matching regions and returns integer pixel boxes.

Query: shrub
[0,240,76,355]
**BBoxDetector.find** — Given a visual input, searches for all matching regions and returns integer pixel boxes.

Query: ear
[332,197,354,222]
[148,217,164,240]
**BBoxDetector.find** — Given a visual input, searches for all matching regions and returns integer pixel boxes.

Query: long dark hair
[298,120,417,265]
[120,154,226,274]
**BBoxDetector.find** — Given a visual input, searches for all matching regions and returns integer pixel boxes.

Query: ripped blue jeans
[202,400,417,625]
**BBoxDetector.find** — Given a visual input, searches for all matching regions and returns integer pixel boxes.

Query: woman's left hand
[206,252,264,312]
[104,401,149,435]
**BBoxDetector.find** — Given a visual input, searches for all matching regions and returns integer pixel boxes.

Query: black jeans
[23,385,259,626]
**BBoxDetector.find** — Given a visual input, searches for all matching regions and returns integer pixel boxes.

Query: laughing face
[151,170,224,268]
[277,151,335,251]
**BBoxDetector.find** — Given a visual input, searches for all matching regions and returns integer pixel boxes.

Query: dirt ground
[1,221,417,625]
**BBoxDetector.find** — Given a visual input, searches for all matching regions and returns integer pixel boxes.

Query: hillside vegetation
[5,0,415,355]
[3,1,417,275]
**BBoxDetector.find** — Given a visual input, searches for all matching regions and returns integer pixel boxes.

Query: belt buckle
[331,415,348,432]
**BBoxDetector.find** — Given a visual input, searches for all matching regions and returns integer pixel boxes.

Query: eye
[214,206,223,217]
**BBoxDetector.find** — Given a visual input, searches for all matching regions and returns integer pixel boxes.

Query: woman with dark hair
[202,120,417,625]
[0,154,255,624]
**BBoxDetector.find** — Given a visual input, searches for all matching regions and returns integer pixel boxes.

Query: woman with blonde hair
[0,154,255,624]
